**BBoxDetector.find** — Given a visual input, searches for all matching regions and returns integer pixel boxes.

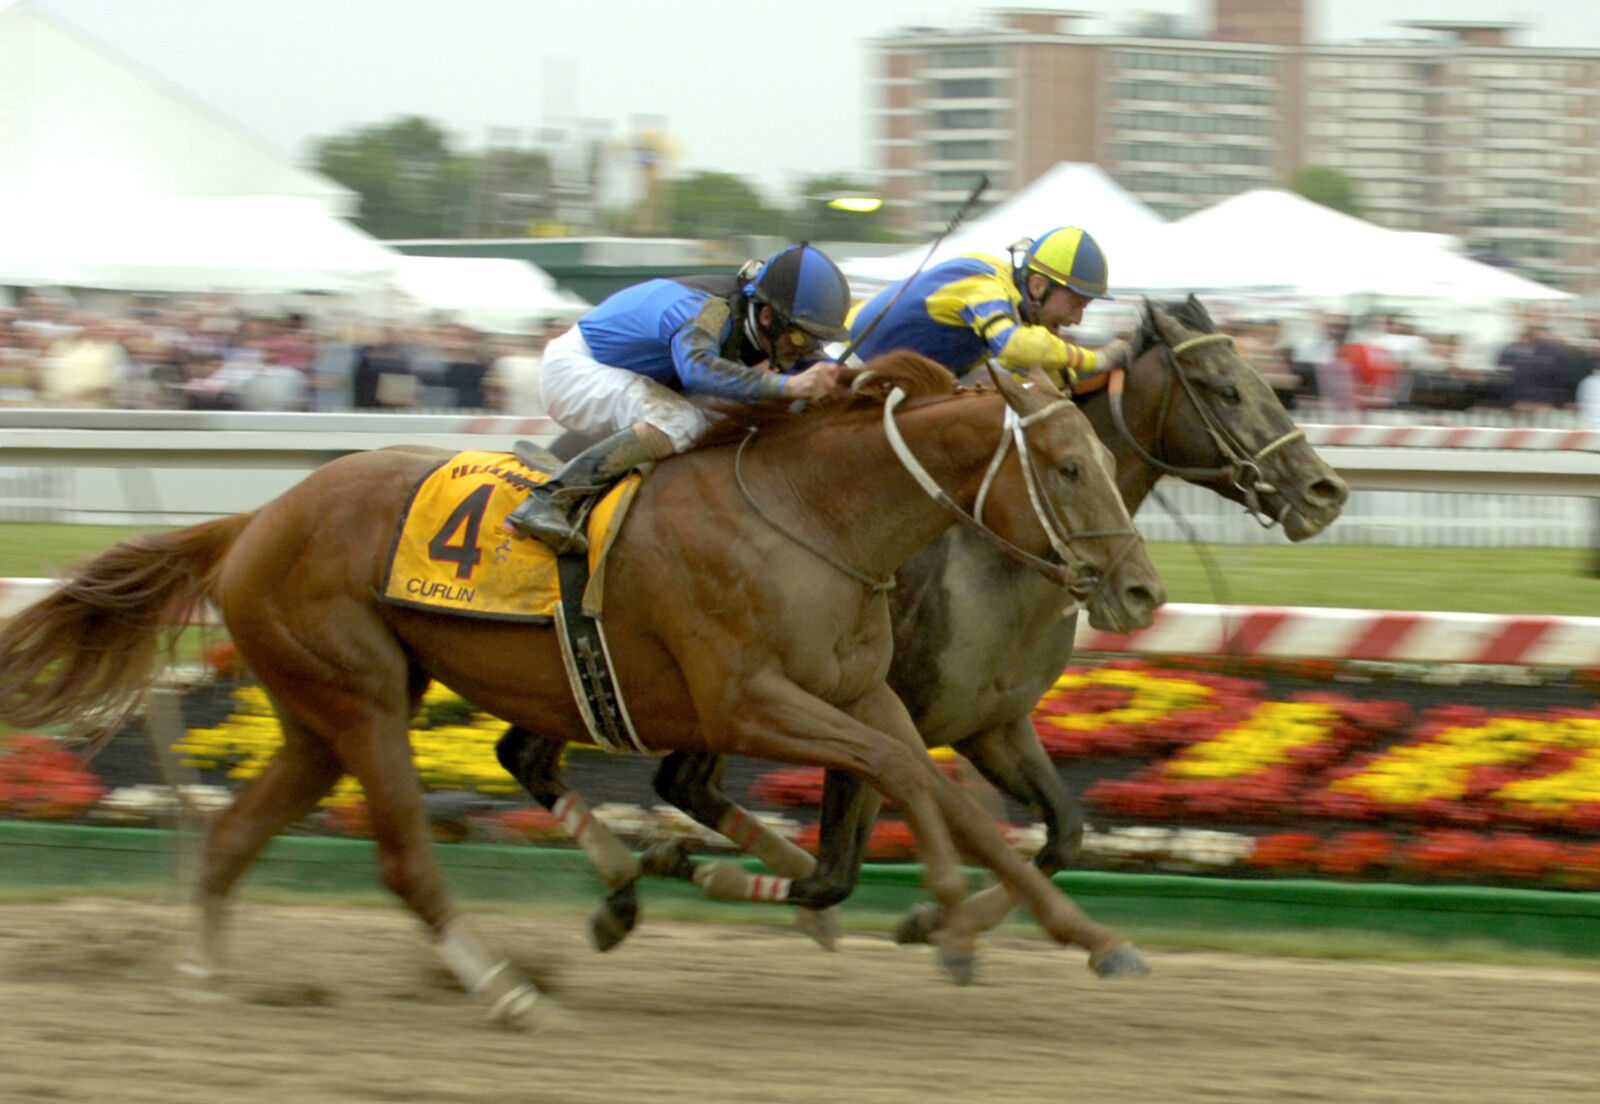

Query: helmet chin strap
[1008,237,1045,326]
[745,299,797,369]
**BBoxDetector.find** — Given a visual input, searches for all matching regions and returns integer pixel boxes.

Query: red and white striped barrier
[1302,424,1600,452]
[1076,604,1600,669]
[0,577,56,618]
[3,576,1594,668]
[437,421,1600,452]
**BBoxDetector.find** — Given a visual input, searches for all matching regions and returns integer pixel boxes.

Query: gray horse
[502,297,1347,964]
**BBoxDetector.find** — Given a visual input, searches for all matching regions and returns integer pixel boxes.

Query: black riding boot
[504,427,660,554]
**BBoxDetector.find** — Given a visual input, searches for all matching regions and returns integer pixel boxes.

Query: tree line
[313,114,1364,243]
[311,115,903,243]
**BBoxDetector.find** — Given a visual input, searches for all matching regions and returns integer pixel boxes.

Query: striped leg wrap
[553,792,639,889]
[717,808,816,879]
[691,860,793,903]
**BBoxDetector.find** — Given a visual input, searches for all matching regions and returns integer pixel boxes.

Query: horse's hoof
[797,906,841,951]
[639,838,696,881]
[171,960,231,1004]
[587,883,639,952]
[1089,943,1152,978]
[892,901,944,946]
[936,943,977,986]
[488,983,557,1032]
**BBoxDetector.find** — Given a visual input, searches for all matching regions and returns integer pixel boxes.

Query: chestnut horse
[511,298,1348,963]
[0,354,1163,1028]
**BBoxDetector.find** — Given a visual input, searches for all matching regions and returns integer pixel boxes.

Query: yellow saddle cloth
[380,450,641,622]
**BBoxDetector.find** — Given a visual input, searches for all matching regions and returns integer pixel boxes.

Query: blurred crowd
[0,292,568,415]
[3,291,1598,420]
[1222,307,1600,416]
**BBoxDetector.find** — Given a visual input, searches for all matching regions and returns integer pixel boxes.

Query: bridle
[880,386,1138,597]
[1106,329,1303,528]
[733,384,1139,598]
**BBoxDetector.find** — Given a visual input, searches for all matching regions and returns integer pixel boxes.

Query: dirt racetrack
[2,897,1597,1104]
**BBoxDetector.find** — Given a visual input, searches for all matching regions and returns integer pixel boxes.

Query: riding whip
[833,173,991,370]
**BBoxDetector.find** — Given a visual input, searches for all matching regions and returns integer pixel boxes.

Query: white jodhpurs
[539,326,709,451]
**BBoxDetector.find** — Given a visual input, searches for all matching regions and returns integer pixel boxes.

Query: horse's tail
[0,512,254,735]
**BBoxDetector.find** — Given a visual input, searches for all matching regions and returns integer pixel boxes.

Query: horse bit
[1108,331,1303,528]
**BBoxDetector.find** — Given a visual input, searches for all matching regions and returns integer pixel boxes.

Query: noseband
[882,387,1137,594]
[1107,330,1303,528]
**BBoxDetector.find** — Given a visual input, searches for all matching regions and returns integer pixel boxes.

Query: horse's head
[1106,296,1347,540]
[980,364,1165,633]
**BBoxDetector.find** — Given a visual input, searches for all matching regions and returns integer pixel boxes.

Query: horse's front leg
[495,726,643,952]
[643,751,847,949]
[679,676,973,956]
[896,715,1082,945]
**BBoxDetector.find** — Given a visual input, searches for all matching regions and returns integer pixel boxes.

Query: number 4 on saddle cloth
[381,450,648,752]
[381,449,641,623]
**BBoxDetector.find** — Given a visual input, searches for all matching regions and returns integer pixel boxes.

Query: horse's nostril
[1306,476,1349,507]
[1126,583,1164,612]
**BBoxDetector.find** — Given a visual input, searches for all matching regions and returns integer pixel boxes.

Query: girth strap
[552,553,648,754]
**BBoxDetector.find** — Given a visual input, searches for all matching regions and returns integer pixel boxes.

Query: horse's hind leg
[495,727,642,951]
[181,710,344,996]
[644,751,844,949]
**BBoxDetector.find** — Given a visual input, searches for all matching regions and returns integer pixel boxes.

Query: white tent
[0,1,398,297]
[0,1,354,214]
[0,194,400,293]
[839,163,1166,287]
[1115,189,1571,304]
[388,256,590,334]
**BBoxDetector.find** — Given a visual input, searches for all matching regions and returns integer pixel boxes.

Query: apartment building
[869,1,1600,292]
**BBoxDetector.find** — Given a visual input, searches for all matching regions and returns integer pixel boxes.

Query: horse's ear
[1148,302,1186,346]
[986,362,1052,415]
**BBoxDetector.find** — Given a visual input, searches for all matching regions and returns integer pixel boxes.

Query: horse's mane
[698,349,960,449]
[1133,295,1216,357]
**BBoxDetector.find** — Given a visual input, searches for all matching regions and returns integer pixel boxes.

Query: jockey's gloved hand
[1094,337,1134,370]
[782,360,840,401]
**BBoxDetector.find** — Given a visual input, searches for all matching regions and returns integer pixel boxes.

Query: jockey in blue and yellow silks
[847,226,1131,394]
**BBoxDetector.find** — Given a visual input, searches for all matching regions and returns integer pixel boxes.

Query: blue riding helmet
[745,244,851,343]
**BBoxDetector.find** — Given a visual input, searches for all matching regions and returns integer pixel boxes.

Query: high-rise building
[869,2,1600,292]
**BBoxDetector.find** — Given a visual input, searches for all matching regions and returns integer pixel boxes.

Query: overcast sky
[28,0,1600,202]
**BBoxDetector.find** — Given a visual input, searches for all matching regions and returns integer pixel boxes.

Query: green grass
[1148,542,1600,616]
[2,523,1597,616]
[0,523,149,577]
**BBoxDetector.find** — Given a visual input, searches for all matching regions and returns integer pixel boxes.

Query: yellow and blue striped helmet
[1023,226,1112,300]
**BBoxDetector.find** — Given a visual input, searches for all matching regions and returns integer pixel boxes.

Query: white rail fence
[1,408,1597,543]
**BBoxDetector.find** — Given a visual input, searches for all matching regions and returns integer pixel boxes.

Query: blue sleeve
[668,295,788,401]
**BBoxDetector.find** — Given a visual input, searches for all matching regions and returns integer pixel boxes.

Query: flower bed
[9,658,1600,890]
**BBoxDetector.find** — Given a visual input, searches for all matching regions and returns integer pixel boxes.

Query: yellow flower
[1333,717,1600,808]
[1164,702,1338,779]
[172,685,523,804]
[1035,668,1215,731]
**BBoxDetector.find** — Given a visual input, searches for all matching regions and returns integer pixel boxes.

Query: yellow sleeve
[995,327,1101,388]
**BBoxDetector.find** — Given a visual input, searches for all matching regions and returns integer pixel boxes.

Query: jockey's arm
[670,297,789,401]
[925,265,1118,393]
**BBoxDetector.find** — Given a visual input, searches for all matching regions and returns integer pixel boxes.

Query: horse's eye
[1059,461,1081,481]
[1217,384,1242,403]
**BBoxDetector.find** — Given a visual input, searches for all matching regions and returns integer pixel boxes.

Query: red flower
[0,734,107,820]
[1313,830,1396,877]
[1246,832,1320,870]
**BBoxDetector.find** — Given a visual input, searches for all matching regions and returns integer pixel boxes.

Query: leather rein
[1106,331,1304,528]
[734,386,1137,595]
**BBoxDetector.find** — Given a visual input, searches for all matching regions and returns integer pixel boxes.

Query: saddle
[379,449,647,753]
